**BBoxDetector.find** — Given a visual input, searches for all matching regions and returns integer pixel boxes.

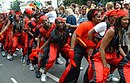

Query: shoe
[21,57,26,63]
[13,53,17,56]
[7,54,13,61]
[55,58,63,65]
[41,73,47,82]
[80,66,84,71]
[2,51,6,57]
[36,71,41,78]
[26,60,30,65]
[30,64,34,71]
[107,74,119,82]
[16,48,19,51]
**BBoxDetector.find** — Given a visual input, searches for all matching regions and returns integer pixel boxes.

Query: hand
[88,48,93,56]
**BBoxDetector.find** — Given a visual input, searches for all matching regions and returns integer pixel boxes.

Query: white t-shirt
[45,10,57,23]
[94,22,107,36]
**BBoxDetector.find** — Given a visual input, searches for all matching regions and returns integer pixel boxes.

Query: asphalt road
[0,50,120,83]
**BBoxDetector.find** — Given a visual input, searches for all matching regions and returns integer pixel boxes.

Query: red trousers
[11,32,28,56]
[88,51,130,83]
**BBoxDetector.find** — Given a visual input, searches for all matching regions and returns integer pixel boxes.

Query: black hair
[87,9,98,21]
[114,16,122,28]
[114,16,128,31]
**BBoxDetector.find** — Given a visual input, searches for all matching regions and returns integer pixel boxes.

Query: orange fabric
[61,43,76,67]
[25,17,30,29]
[59,64,71,83]
[123,61,130,83]
[105,9,117,17]
[29,39,33,47]
[59,44,76,83]
[75,21,96,48]
[117,9,128,17]
[26,9,34,15]
[29,3,36,8]
[0,35,3,41]
[46,44,57,70]
[103,67,110,82]
[40,15,48,22]
[88,52,123,83]
[4,25,12,51]
[11,32,28,56]
[39,23,56,38]
[29,47,41,60]
[55,17,65,23]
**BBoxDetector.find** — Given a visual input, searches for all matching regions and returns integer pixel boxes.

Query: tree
[63,0,86,6]
[11,0,20,11]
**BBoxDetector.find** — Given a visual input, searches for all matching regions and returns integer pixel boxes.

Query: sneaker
[7,54,13,61]
[107,74,119,82]
[80,66,84,71]
[16,48,19,51]
[30,64,34,71]
[26,60,30,65]
[13,53,17,56]
[55,58,63,65]
[2,51,6,57]
[41,73,47,82]
[36,71,41,78]
[21,57,26,63]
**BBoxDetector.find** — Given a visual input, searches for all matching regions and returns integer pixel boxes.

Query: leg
[118,53,130,83]
[62,44,85,83]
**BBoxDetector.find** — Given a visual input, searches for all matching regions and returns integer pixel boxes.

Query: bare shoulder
[106,27,115,35]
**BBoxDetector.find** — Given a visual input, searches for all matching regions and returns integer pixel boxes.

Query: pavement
[0,50,120,83]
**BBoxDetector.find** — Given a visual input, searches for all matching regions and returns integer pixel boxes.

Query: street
[0,50,119,83]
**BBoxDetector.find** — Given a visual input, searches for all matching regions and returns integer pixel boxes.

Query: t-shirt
[45,11,57,23]
[75,21,95,48]
[94,22,107,36]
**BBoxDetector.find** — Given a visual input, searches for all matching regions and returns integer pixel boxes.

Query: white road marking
[11,78,18,83]
[40,69,59,82]
[0,64,3,67]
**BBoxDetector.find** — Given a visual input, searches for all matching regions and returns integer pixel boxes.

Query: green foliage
[63,0,85,6]
[11,0,20,11]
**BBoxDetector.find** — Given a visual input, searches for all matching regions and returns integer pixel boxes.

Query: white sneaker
[13,53,17,56]
[56,58,63,65]
[21,57,25,63]
[41,73,47,82]
[80,66,84,71]
[107,74,119,82]
[2,51,6,57]
[30,64,34,71]
[16,48,19,51]
[7,54,13,61]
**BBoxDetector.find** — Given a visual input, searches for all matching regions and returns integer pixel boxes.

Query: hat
[55,17,65,23]
[106,10,117,17]
[26,9,34,15]
[116,9,128,17]
[40,15,48,22]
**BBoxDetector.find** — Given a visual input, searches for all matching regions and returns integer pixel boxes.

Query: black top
[51,27,69,48]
